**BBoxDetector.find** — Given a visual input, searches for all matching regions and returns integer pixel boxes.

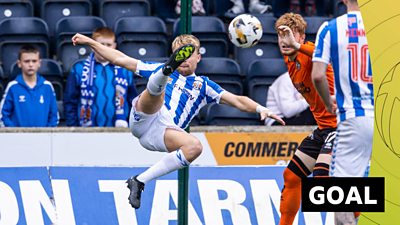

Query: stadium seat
[234,40,281,74]
[0,17,49,41]
[55,16,106,45]
[114,16,169,57]
[173,17,227,38]
[246,58,287,105]
[152,0,175,20]
[0,82,4,101]
[0,66,5,100]
[189,104,210,126]
[57,41,92,74]
[55,16,106,74]
[0,0,33,21]
[10,59,64,101]
[114,16,167,42]
[304,16,330,42]
[254,14,278,43]
[118,40,168,59]
[0,66,4,80]
[196,57,243,95]
[0,17,49,76]
[57,100,65,126]
[203,103,262,125]
[99,0,151,28]
[133,74,147,95]
[41,0,93,38]
[173,16,229,57]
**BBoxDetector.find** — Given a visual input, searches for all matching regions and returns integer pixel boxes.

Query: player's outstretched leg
[126,131,201,209]
[162,44,195,75]
[146,43,195,97]
[126,175,145,209]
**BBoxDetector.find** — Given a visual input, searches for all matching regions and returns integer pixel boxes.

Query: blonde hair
[275,13,307,35]
[172,34,200,53]
[92,27,116,40]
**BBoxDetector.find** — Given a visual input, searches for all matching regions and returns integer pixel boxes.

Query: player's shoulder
[319,17,339,31]
[190,74,215,89]
[195,74,216,86]
[194,74,209,81]
[305,41,315,47]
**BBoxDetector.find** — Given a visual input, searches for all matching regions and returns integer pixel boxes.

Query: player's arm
[72,33,139,72]
[220,91,285,125]
[311,61,336,114]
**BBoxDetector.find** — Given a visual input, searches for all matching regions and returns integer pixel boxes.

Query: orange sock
[279,168,302,225]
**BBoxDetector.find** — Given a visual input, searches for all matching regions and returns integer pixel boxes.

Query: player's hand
[256,105,286,125]
[72,33,92,46]
[265,113,286,125]
[278,25,301,50]
[326,95,337,114]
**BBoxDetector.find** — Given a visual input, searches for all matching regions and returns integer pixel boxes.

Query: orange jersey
[284,42,337,129]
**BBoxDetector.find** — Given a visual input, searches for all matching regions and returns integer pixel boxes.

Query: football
[228,14,263,48]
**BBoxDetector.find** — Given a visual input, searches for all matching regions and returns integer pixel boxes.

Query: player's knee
[185,138,203,161]
[283,168,302,187]
[191,138,203,157]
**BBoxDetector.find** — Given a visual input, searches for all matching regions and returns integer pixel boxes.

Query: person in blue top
[64,27,138,127]
[0,45,59,127]
[72,33,285,209]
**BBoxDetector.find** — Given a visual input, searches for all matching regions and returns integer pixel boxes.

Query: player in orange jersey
[274,13,337,225]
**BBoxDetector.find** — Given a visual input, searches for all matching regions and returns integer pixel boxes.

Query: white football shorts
[330,116,374,177]
[129,95,184,152]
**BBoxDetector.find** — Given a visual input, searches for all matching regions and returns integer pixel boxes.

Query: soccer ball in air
[228,14,263,48]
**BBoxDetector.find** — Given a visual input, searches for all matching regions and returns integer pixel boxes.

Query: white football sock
[146,69,169,96]
[137,149,190,184]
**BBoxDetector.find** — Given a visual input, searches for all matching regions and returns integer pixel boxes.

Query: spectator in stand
[227,0,272,15]
[264,71,315,126]
[175,0,206,16]
[0,45,59,127]
[64,27,138,127]
[273,0,331,17]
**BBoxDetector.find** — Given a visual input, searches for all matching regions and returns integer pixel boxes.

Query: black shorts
[298,127,336,159]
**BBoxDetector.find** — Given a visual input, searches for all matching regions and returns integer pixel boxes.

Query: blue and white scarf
[80,53,128,127]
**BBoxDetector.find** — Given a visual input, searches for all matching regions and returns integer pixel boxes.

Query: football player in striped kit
[312,0,373,224]
[72,33,285,209]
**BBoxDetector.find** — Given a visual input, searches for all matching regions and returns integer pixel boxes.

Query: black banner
[301,177,384,212]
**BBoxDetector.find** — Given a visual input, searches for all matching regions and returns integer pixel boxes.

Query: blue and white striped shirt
[313,11,374,122]
[136,61,225,129]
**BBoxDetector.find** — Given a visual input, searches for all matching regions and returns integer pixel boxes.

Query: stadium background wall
[0,126,333,225]
[0,126,314,167]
